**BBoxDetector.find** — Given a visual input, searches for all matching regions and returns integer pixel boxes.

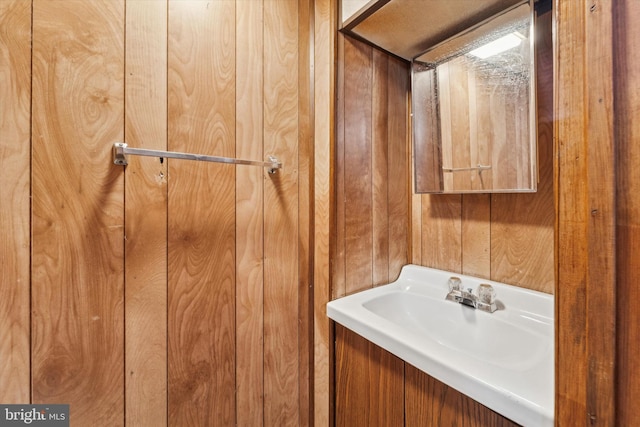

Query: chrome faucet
[445,277,498,313]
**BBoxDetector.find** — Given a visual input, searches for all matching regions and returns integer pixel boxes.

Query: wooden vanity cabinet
[335,325,519,426]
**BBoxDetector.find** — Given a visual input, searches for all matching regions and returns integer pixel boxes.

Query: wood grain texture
[419,195,462,273]
[167,1,236,425]
[313,0,335,424]
[343,36,374,294]
[335,35,410,296]
[31,0,125,424]
[584,1,616,424]
[614,1,640,425]
[335,325,404,427]
[235,1,265,425]
[405,364,519,427]
[297,0,313,424]
[0,0,31,404]
[4,1,313,425]
[263,0,300,424]
[124,2,168,425]
[333,33,347,299]
[372,49,390,286]
[387,56,410,281]
[555,1,616,425]
[297,0,314,427]
[461,194,490,278]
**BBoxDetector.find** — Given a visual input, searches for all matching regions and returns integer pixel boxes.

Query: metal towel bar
[442,164,492,173]
[112,142,282,174]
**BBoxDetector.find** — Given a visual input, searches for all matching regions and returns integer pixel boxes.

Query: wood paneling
[5,1,312,425]
[387,56,410,280]
[124,1,168,425]
[334,34,410,298]
[343,37,374,294]
[263,0,301,424]
[167,1,237,425]
[555,0,616,424]
[615,1,640,425]
[235,0,265,425]
[372,49,390,286]
[313,0,336,424]
[405,364,518,427]
[0,0,31,404]
[419,195,463,273]
[335,325,404,427]
[297,1,313,423]
[31,1,125,425]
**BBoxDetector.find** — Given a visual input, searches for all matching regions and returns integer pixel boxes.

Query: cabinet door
[405,364,519,427]
[335,325,404,427]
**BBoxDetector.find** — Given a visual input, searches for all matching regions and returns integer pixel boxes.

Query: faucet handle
[447,276,462,292]
[477,284,496,304]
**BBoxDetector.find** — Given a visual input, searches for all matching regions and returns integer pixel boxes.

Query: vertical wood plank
[343,37,373,294]
[333,33,346,299]
[31,0,125,424]
[263,0,300,424]
[584,0,616,424]
[313,0,335,423]
[335,325,404,427]
[387,56,410,280]
[372,50,389,286]
[235,1,264,425]
[167,1,236,425]
[614,1,640,425]
[554,1,588,421]
[297,0,313,423]
[420,195,462,272]
[555,1,616,425]
[461,195,490,279]
[124,1,168,425]
[0,0,31,404]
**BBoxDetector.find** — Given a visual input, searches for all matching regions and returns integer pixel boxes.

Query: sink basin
[327,264,554,427]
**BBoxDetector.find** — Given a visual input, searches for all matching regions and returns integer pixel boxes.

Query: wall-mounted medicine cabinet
[413,2,536,193]
[340,0,537,194]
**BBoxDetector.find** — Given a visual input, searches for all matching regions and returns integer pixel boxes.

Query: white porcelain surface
[326,264,554,427]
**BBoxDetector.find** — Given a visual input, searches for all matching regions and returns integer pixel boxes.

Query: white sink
[327,264,554,427]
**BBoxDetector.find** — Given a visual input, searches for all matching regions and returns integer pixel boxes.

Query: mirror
[412,2,536,193]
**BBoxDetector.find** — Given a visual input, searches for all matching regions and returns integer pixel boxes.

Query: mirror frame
[411,1,537,193]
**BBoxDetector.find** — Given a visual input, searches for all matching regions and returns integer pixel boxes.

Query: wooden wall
[615,1,640,425]
[0,1,312,425]
[333,34,410,298]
